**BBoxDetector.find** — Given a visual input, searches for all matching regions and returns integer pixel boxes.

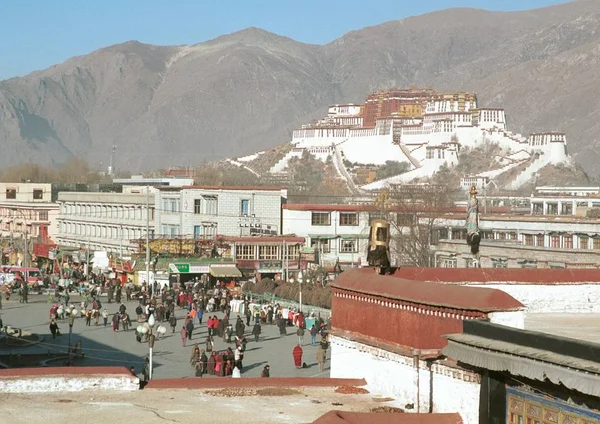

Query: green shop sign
[169,263,190,273]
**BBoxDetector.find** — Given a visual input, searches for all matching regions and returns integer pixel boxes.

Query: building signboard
[259,260,283,272]
[168,263,210,274]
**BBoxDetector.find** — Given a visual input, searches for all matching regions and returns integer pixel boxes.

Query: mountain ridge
[1,0,600,173]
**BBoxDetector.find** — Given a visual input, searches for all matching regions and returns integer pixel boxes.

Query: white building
[282,204,400,268]
[0,182,52,202]
[113,175,194,187]
[154,186,287,238]
[56,192,155,255]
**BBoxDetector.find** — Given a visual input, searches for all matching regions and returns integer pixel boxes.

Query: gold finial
[470,185,478,196]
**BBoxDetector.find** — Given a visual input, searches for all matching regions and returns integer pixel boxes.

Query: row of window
[59,222,145,240]
[310,238,358,254]
[0,209,48,221]
[4,188,44,200]
[311,212,359,226]
[60,203,150,220]
[236,245,300,261]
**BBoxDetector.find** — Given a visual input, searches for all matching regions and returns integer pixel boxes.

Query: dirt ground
[0,387,396,424]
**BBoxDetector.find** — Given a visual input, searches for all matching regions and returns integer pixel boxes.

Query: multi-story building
[154,186,287,239]
[56,191,155,255]
[282,204,396,269]
[113,175,194,187]
[432,213,600,269]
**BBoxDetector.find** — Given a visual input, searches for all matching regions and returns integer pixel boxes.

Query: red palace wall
[332,287,487,350]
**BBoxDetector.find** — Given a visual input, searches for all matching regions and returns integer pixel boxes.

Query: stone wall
[330,336,481,424]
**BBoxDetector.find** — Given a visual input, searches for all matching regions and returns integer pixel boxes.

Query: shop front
[110,258,134,285]
[32,242,58,274]
[168,262,210,285]
[257,260,283,281]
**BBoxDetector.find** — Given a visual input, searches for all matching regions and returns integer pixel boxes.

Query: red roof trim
[332,268,524,312]
[396,267,600,284]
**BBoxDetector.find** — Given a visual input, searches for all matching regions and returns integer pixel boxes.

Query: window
[580,237,589,249]
[340,238,358,253]
[237,245,255,260]
[492,258,508,268]
[311,212,331,226]
[194,199,202,214]
[550,236,560,248]
[563,236,573,249]
[594,238,600,250]
[311,239,330,253]
[202,223,217,238]
[203,196,218,215]
[33,189,43,200]
[286,244,300,260]
[6,188,16,199]
[258,245,278,260]
[396,213,414,227]
[524,235,534,246]
[451,229,466,240]
[339,212,358,226]
[439,257,457,268]
[536,234,545,247]
[240,199,250,216]
[38,211,48,221]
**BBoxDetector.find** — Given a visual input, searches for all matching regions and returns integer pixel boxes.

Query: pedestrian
[85,310,92,326]
[102,309,108,326]
[112,313,120,332]
[180,326,187,347]
[169,314,177,333]
[142,357,150,383]
[297,326,305,346]
[205,335,213,352]
[317,337,329,372]
[49,319,59,339]
[245,306,251,326]
[310,324,318,346]
[186,319,194,340]
[293,343,303,369]
[252,322,261,342]
[261,364,270,377]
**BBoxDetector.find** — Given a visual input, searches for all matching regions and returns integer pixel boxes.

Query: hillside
[1,1,600,173]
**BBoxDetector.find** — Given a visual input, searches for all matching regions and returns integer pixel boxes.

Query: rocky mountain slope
[1,0,599,173]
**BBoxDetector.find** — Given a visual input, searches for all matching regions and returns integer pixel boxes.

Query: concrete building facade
[56,192,155,254]
[155,186,287,239]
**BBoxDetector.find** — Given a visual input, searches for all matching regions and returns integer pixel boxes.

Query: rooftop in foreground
[1,384,409,424]
[525,313,600,345]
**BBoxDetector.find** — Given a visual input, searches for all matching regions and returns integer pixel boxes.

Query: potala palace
[262,89,571,191]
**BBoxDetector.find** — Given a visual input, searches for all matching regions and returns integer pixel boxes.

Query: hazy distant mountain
[1,0,599,173]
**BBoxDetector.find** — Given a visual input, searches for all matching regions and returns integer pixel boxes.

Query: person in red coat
[293,343,303,369]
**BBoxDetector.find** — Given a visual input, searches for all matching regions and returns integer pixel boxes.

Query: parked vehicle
[2,267,43,286]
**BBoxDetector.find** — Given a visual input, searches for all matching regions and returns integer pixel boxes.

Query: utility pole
[119,225,124,259]
[145,185,151,296]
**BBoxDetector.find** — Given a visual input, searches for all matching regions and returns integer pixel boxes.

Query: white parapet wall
[330,336,481,424]
[466,284,600,314]
[0,367,139,393]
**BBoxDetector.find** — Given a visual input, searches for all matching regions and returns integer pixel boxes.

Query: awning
[442,335,600,397]
[338,234,360,240]
[210,264,242,278]
[308,235,339,240]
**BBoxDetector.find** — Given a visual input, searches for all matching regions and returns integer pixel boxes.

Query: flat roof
[525,313,600,345]
[157,185,286,191]
[396,267,600,284]
[1,380,393,424]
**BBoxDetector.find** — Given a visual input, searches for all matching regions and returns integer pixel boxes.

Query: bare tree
[374,183,456,267]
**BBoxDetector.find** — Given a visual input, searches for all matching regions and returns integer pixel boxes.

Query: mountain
[1,0,600,173]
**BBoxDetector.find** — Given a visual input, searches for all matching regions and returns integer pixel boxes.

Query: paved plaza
[0,294,331,379]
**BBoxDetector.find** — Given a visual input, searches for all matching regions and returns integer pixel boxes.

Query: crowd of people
[44,277,332,381]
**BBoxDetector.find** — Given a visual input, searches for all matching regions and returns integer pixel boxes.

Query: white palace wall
[330,336,481,424]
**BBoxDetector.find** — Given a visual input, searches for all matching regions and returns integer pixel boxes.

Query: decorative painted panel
[506,387,600,424]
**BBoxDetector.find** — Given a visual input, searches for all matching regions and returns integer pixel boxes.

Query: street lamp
[66,306,79,365]
[297,271,303,314]
[137,313,166,380]
[9,208,28,285]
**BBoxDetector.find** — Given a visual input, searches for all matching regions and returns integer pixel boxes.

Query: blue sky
[0,0,570,80]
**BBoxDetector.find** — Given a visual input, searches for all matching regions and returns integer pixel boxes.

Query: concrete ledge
[145,377,367,390]
[0,366,139,393]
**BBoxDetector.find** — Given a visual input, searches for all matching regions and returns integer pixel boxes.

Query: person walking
[317,337,329,372]
[186,319,194,341]
[296,326,305,346]
[310,324,318,346]
[261,364,270,377]
[49,319,59,339]
[180,326,188,347]
[251,322,261,342]
[102,309,109,326]
[169,314,177,333]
